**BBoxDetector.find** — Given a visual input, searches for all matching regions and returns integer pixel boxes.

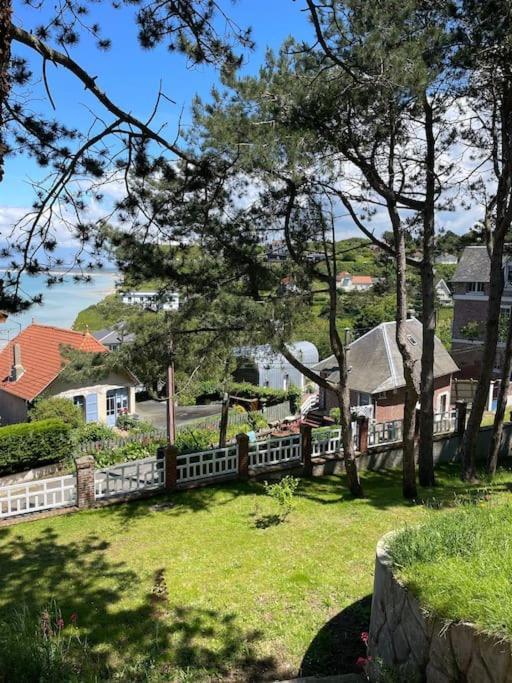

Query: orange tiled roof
[351,275,374,285]
[0,324,107,401]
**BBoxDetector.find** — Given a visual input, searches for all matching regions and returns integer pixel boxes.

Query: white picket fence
[0,474,76,519]
[176,445,238,485]
[95,456,164,499]
[249,434,301,468]
[368,419,403,447]
[433,410,457,435]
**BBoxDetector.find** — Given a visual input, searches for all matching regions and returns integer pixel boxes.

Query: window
[73,395,85,418]
[438,393,447,414]
[466,282,485,294]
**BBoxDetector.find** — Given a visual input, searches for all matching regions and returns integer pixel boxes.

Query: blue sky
[4,0,312,206]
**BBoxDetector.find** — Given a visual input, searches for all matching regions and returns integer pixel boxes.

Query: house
[315,318,459,421]
[234,341,319,392]
[121,290,179,312]
[0,324,138,426]
[451,245,512,378]
[435,252,458,265]
[336,272,375,291]
[266,240,289,262]
[278,276,301,295]
[435,278,452,307]
[93,325,135,351]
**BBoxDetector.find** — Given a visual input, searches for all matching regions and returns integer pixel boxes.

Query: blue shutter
[85,393,98,423]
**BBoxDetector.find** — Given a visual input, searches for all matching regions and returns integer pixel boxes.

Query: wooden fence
[0,408,464,522]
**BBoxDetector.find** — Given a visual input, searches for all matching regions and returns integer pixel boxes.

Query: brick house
[451,245,512,379]
[316,318,459,421]
[0,324,138,425]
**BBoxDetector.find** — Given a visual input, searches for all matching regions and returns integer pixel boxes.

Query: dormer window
[467,282,485,294]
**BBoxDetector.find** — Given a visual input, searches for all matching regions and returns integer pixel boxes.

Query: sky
[1,0,481,261]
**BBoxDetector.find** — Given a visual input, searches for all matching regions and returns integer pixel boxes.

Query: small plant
[29,397,84,428]
[75,422,116,444]
[264,476,300,520]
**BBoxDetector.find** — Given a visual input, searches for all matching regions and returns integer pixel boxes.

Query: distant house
[315,318,459,421]
[435,278,453,307]
[266,240,289,262]
[0,324,138,426]
[435,252,458,265]
[278,276,301,295]
[336,272,375,292]
[121,290,179,312]
[234,341,319,392]
[451,244,512,378]
[93,325,135,351]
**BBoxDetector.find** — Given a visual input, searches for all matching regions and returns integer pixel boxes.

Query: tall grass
[389,499,512,637]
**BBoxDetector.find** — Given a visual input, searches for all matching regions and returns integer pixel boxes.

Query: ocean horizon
[0,270,119,347]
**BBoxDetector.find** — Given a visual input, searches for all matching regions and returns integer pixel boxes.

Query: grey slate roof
[452,246,490,283]
[93,327,135,346]
[314,318,459,395]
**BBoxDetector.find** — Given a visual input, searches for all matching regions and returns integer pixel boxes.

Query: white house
[121,290,179,312]
[234,341,319,392]
[0,324,138,426]
[336,272,375,291]
[435,278,453,307]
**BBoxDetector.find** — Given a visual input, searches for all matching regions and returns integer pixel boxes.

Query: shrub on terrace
[29,397,84,429]
[0,419,72,473]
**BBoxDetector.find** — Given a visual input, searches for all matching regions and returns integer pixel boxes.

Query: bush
[29,397,84,429]
[0,419,72,473]
[74,422,115,444]
[116,413,139,430]
[264,476,300,520]
[94,439,163,468]
[175,428,215,454]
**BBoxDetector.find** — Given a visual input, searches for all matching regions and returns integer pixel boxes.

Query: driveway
[135,400,222,432]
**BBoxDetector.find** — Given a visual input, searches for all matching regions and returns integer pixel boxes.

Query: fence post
[357,416,369,453]
[164,444,178,490]
[300,422,313,476]
[75,455,96,509]
[237,433,250,480]
[455,401,467,436]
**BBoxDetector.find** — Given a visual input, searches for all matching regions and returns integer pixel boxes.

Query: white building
[234,341,319,392]
[121,290,179,312]
[336,272,375,292]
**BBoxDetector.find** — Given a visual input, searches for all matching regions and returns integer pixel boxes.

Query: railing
[368,420,403,447]
[312,428,341,457]
[351,404,374,419]
[0,474,76,519]
[95,456,164,499]
[433,410,457,435]
[176,445,238,485]
[249,434,301,469]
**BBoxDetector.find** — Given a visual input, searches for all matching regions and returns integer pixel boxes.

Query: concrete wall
[369,533,512,682]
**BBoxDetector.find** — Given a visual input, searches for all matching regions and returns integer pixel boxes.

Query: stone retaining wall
[369,533,512,682]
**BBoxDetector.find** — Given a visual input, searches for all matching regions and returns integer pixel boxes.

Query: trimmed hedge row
[196,381,301,407]
[0,419,72,473]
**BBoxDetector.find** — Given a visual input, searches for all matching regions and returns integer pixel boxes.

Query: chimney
[11,343,24,382]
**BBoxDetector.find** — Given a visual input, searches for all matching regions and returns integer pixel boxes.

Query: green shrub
[264,476,300,520]
[94,439,163,468]
[175,428,215,454]
[29,397,84,429]
[248,412,268,431]
[74,422,115,444]
[0,419,72,473]
[116,413,139,430]
[195,380,297,407]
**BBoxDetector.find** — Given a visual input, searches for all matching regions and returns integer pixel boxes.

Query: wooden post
[237,433,249,480]
[75,455,95,508]
[218,392,229,448]
[164,444,178,490]
[300,422,313,476]
[456,401,467,436]
[166,336,176,445]
[357,416,369,453]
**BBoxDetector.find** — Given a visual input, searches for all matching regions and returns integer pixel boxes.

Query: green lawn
[1,467,511,680]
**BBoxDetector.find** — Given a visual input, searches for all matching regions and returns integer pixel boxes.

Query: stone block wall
[369,533,512,682]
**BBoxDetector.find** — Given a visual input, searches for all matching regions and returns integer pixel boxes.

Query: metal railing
[433,410,457,435]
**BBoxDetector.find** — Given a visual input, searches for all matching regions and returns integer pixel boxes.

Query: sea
[0,270,119,347]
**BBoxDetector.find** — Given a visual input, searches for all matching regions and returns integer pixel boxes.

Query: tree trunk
[392,210,419,499]
[418,93,436,487]
[0,0,12,182]
[337,386,363,497]
[487,313,512,475]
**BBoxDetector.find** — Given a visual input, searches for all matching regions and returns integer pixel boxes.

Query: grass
[1,466,511,680]
[389,490,512,639]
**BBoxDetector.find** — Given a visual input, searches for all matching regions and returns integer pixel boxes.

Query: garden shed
[233,341,319,392]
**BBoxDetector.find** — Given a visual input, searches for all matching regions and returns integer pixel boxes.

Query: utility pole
[218,391,229,448]
[166,335,176,445]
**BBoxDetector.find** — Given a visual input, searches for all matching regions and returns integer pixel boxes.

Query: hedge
[0,419,73,473]
[196,381,301,407]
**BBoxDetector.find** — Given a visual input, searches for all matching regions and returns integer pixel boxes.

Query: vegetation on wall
[0,419,72,473]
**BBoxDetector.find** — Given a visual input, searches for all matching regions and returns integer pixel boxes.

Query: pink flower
[360,631,369,644]
[356,656,368,669]
[56,617,65,630]
[70,612,78,625]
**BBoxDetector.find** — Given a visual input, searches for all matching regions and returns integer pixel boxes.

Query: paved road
[135,400,222,432]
